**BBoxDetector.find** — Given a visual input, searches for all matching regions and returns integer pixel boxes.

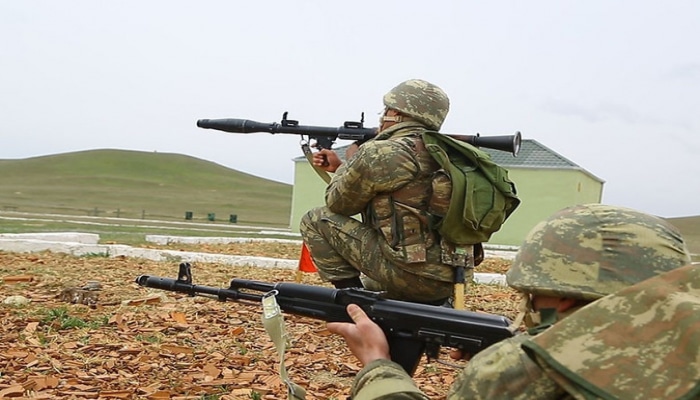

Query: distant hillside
[666,215,700,257]
[0,149,292,227]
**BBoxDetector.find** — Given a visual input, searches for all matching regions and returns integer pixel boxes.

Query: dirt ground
[0,246,519,399]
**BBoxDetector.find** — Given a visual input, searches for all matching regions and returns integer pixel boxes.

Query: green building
[289,139,604,247]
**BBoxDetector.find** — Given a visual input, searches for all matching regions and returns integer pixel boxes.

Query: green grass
[0,213,299,246]
[41,307,108,330]
[0,149,292,227]
[0,149,697,260]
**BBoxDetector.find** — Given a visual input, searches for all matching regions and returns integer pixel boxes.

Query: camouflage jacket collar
[375,121,428,140]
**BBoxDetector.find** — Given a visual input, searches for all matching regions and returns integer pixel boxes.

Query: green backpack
[422,130,520,245]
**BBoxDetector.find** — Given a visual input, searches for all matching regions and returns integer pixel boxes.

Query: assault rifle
[135,263,515,376]
[197,112,522,156]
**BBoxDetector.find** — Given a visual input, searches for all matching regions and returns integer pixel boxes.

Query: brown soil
[0,247,519,399]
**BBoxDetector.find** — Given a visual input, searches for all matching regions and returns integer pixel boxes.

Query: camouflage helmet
[506,204,691,301]
[383,79,450,130]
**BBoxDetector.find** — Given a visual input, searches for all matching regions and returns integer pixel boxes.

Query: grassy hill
[0,149,698,259]
[0,149,292,227]
[666,216,700,257]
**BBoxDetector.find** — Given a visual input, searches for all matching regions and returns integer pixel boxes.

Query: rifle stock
[197,112,522,156]
[135,262,515,375]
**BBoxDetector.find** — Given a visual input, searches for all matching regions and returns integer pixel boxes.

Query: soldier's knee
[300,207,325,236]
[300,210,313,228]
[301,206,331,225]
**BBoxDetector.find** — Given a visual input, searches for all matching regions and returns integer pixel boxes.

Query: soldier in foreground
[327,203,693,399]
[300,79,478,304]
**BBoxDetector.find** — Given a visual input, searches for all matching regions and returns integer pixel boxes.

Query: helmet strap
[381,115,418,124]
[380,115,403,123]
[378,109,417,132]
[527,308,558,335]
[510,292,562,334]
[510,292,539,331]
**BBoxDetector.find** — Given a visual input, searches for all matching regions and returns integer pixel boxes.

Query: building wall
[488,168,603,246]
[289,161,604,247]
[289,162,330,231]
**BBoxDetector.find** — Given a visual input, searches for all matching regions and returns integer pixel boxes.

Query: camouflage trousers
[299,206,453,303]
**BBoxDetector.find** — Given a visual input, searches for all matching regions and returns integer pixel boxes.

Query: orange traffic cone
[295,242,317,282]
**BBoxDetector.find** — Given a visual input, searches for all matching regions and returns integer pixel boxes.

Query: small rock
[3,295,31,306]
[82,280,103,291]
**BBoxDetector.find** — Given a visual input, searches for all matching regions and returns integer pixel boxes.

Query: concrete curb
[0,232,100,244]
[145,235,303,245]
[0,238,298,269]
[0,232,509,285]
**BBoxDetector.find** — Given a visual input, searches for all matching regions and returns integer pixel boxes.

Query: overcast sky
[2,1,698,218]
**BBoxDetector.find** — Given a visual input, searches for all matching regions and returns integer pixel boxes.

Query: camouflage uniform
[300,79,465,303]
[349,204,692,399]
[524,263,700,400]
[300,121,456,302]
[348,318,577,399]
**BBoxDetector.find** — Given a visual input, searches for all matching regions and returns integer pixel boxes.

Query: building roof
[486,139,576,167]
[294,137,604,183]
[486,139,604,183]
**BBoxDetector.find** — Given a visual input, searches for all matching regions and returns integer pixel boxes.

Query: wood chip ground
[1,244,519,399]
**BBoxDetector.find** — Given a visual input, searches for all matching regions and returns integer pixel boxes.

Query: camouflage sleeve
[351,359,429,400]
[325,139,419,216]
[447,335,567,400]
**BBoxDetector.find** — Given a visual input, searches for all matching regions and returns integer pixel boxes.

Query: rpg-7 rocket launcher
[197,112,522,156]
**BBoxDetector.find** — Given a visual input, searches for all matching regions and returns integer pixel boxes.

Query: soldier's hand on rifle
[327,304,391,366]
[313,149,342,172]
